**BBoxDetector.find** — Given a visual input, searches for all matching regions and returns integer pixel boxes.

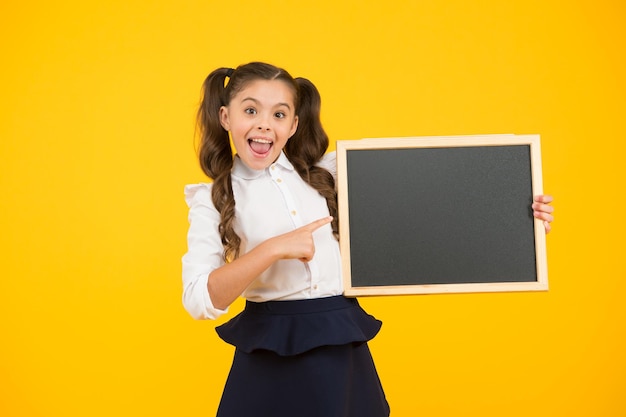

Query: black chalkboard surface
[336,135,548,296]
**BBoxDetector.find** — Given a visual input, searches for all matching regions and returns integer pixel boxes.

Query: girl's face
[220,79,298,171]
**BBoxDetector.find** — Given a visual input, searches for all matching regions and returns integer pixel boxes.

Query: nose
[257,113,271,131]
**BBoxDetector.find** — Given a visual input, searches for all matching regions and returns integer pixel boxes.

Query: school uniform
[182,152,389,417]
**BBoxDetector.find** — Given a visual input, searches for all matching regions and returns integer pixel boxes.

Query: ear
[289,115,299,138]
[219,106,230,131]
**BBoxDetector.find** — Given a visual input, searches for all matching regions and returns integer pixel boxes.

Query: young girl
[182,62,555,417]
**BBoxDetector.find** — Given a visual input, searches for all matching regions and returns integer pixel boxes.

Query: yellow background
[1,1,624,416]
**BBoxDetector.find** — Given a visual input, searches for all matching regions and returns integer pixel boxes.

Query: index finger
[301,216,333,232]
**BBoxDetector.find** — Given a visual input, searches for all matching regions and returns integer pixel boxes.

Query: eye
[245,107,257,115]
[274,111,286,119]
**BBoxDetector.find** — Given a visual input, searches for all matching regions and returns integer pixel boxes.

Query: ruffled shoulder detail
[215,296,382,356]
[315,151,337,182]
[184,183,212,208]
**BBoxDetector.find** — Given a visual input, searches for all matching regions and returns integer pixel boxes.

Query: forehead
[232,79,296,107]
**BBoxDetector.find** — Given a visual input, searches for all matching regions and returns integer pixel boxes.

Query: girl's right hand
[271,216,333,262]
[205,216,333,311]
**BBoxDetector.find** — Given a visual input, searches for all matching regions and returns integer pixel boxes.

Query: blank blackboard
[336,134,548,296]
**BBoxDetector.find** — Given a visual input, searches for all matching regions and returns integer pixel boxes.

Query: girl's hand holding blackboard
[270,216,333,262]
[533,195,554,233]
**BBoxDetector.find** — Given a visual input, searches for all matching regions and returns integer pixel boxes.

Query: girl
[182,62,554,417]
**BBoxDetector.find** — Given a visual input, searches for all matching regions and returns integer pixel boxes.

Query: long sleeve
[181,183,229,320]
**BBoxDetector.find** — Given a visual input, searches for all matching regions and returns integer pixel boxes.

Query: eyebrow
[241,97,292,110]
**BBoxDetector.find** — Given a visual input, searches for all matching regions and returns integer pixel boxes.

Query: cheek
[279,119,297,139]
[231,128,247,144]
[229,120,250,137]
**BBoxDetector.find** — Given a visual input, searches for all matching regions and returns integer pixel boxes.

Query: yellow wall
[1,1,624,416]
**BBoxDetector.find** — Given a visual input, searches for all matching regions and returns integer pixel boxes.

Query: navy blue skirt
[215,295,390,417]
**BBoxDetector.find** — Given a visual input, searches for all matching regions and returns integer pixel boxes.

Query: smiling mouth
[248,138,273,155]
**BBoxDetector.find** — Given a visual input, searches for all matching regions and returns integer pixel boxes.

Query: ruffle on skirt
[215,295,382,356]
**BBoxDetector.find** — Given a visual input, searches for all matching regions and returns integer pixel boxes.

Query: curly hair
[196,62,337,262]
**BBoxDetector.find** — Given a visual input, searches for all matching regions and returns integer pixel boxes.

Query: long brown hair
[196,62,338,261]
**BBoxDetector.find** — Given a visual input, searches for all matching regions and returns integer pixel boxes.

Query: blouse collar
[232,151,295,180]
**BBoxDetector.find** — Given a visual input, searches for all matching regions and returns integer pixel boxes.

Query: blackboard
[336,134,548,296]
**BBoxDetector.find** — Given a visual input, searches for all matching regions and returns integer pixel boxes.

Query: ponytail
[196,68,240,261]
[285,78,339,239]
[197,67,233,179]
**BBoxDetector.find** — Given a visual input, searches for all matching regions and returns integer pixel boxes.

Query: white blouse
[182,151,343,320]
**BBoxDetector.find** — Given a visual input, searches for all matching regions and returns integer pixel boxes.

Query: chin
[242,154,276,171]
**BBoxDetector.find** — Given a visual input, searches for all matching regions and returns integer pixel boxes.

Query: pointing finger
[301,216,333,232]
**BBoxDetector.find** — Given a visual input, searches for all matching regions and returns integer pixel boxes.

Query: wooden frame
[337,134,548,296]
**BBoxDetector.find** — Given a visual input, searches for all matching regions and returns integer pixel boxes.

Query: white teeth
[250,138,272,143]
